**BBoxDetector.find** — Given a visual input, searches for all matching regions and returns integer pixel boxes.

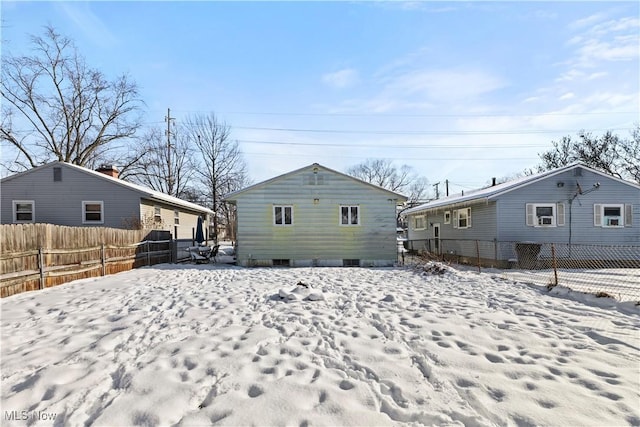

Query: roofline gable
[224,162,408,201]
[1,161,213,214]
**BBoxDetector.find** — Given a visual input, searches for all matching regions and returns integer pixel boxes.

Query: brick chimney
[96,165,119,178]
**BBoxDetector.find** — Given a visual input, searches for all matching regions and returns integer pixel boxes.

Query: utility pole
[433,182,440,199]
[165,108,176,195]
[445,179,449,197]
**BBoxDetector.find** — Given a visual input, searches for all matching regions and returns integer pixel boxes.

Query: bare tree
[118,127,197,198]
[617,126,640,183]
[536,126,640,183]
[184,113,247,243]
[0,26,142,172]
[347,158,429,203]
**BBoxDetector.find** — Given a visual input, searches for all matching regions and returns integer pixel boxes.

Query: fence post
[475,240,481,273]
[38,247,45,290]
[551,244,558,286]
[101,243,106,276]
[147,241,151,266]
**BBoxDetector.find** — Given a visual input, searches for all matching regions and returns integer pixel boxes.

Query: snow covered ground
[500,268,640,303]
[1,263,639,426]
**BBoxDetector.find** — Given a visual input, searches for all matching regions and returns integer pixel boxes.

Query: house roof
[224,163,408,202]
[404,162,640,215]
[1,161,214,214]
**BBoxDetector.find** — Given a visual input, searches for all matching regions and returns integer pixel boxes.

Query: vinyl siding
[406,202,497,259]
[139,201,205,240]
[496,168,640,245]
[231,168,401,266]
[405,167,639,261]
[1,163,209,238]
[1,164,141,228]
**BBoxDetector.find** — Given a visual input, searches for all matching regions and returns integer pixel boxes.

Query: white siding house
[1,162,213,239]
[224,163,407,267]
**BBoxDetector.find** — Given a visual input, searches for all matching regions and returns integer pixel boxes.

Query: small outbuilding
[224,163,407,267]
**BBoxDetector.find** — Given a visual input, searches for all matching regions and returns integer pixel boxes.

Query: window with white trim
[340,206,360,226]
[452,208,472,229]
[274,206,293,226]
[414,215,426,230]
[594,204,631,227]
[444,211,451,224]
[153,205,162,222]
[82,201,104,224]
[526,203,565,227]
[174,209,180,225]
[13,200,35,223]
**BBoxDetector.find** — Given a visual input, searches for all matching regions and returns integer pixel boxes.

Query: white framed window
[594,204,631,227]
[82,201,104,224]
[340,205,360,226]
[153,205,162,222]
[444,211,451,224]
[13,200,35,223]
[452,208,472,229]
[274,205,293,226]
[414,215,426,230]
[526,203,565,227]
[174,209,180,225]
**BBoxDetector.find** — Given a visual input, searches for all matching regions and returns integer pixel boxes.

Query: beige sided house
[0,161,213,239]
[224,163,407,267]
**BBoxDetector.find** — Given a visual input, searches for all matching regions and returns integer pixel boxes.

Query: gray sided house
[1,162,213,239]
[224,163,407,267]
[404,163,639,265]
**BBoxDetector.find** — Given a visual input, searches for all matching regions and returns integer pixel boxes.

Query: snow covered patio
[1,264,639,426]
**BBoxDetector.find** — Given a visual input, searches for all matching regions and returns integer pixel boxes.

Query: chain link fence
[401,239,640,303]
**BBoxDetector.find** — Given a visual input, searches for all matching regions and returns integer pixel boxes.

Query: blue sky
[2,1,638,195]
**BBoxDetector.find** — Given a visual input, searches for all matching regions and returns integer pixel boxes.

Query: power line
[231,125,634,136]
[147,109,640,119]
[236,139,548,149]
[241,151,534,161]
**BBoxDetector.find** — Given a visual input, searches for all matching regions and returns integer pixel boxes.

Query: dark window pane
[351,206,358,224]
[536,206,553,216]
[603,207,620,216]
[341,207,349,224]
[284,207,292,224]
[275,207,282,224]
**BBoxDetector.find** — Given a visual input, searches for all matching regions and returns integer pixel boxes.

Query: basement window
[272,259,290,267]
[343,259,360,267]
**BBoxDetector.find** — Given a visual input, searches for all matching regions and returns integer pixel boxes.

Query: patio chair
[187,244,220,264]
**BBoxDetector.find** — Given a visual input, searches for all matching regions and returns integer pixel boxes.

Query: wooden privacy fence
[1,224,172,298]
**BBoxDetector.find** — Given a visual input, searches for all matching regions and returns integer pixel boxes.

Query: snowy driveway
[1,265,639,426]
